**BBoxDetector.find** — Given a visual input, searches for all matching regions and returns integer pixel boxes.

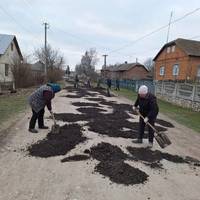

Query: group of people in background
[28,75,159,148]
[106,78,120,91]
[74,75,91,88]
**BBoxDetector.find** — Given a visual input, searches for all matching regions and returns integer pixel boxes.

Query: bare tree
[66,65,70,76]
[11,55,33,88]
[81,48,99,67]
[35,44,65,69]
[75,48,99,80]
[34,45,65,82]
[143,57,154,70]
[0,70,6,93]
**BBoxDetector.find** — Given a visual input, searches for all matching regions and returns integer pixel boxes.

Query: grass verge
[111,88,200,133]
[0,90,32,126]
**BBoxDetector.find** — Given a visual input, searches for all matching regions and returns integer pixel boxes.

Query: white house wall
[0,40,21,83]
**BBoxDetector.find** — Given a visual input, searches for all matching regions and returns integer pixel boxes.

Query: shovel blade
[155,133,171,149]
[159,132,171,145]
[155,135,166,148]
[51,124,60,134]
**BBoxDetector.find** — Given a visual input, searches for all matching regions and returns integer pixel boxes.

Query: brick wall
[123,66,149,80]
[155,46,200,81]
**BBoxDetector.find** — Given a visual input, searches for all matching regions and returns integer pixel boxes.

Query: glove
[132,106,137,111]
[143,117,149,123]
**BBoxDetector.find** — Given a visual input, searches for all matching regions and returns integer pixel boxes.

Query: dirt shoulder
[0,87,199,200]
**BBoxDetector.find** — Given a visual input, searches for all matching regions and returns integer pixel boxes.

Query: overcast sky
[0,0,200,70]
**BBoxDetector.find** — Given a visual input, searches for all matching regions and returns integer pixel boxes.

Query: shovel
[136,110,171,148]
[51,112,60,134]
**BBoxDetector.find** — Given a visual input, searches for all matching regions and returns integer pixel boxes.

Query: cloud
[1,0,200,69]
[75,16,139,41]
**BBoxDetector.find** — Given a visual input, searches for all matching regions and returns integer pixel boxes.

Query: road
[0,86,200,200]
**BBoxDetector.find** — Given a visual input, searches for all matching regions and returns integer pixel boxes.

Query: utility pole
[161,11,173,95]
[102,54,108,68]
[43,22,49,80]
[166,11,173,43]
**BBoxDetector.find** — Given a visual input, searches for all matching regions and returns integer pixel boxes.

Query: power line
[4,2,199,66]
[189,35,200,40]
[0,4,42,45]
[49,23,135,57]
[22,0,45,24]
[0,5,33,34]
[125,33,200,62]
[108,8,200,54]
[23,0,34,13]
[50,26,133,60]
[21,0,131,58]
[22,0,120,64]
[51,25,110,51]
[103,32,200,64]
[21,0,108,53]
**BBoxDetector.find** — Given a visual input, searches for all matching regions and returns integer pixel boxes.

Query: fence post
[161,81,164,96]
[136,80,138,92]
[192,83,196,102]
[12,81,16,90]
[153,81,156,95]
[174,82,178,98]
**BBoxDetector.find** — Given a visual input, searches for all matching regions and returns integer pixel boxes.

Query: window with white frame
[173,64,179,76]
[5,64,9,76]
[167,47,171,53]
[171,45,176,52]
[160,66,165,76]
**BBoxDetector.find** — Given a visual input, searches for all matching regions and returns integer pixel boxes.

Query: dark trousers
[139,117,156,143]
[74,82,79,88]
[115,85,120,90]
[29,108,45,129]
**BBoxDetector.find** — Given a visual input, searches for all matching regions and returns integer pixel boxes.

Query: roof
[153,38,200,61]
[0,34,23,59]
[31,61,45,72]
[102,62,148,72]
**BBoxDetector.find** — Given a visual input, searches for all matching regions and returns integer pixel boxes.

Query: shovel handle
[51,112,57,125]
[136,110,158,134]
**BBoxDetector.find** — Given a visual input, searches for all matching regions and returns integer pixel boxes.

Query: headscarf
[47,83,61,93]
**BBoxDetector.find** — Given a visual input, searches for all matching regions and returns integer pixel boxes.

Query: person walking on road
[133,85,159,148]
[28,83,61,133]
[115,79,120,91]
[87,77,91,88]
[74,74,79,88]
[106,78,112,97]
[107,78,111,89]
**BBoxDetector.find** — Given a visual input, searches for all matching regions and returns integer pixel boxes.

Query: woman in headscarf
[28,83,61,133]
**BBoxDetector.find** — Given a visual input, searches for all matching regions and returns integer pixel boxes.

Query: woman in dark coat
[133,85,159,147]
[28,83,61,133]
